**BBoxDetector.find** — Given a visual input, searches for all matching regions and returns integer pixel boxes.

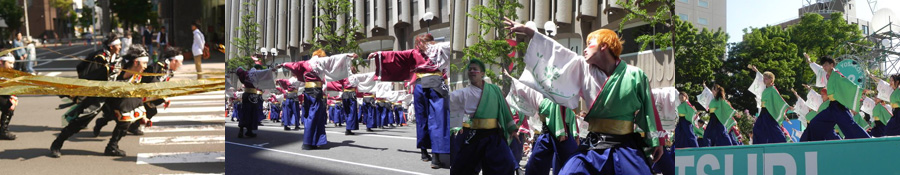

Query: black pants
[54,97,131,149]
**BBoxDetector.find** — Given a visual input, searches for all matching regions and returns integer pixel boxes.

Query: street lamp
[544,21,557,37]
[423,12,435,33]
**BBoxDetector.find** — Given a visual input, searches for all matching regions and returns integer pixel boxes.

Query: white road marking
[226,142,430,175]
[44,72,61,76]
[324,131,417,140]
[136,151,225,164]
[143,124,224,133]
[166,95,224,101]
[140,135,225,145]
[158,106,224,113]
[165,101,222,106]
[150,114,226,122]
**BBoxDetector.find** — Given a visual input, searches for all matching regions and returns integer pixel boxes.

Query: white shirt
[26,43,35,60]
[523,33,608,109]
[450,85,483,125]
[192,29,205,56]
[120,37,132,55]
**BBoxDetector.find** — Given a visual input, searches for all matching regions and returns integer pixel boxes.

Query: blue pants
[398,110,406,125]
[729,130,743,145]
[328,106,335,123]
[269,104,281,121]
[282,99,301,127]
[509,133,525,170]
[704,113,735,146]
[558,140,653,174]
[800,102,870,141]
[303,91,328,146]
[414,84,450,154]
[385,105,394,125]
[363,101,376,129]
[525,132,578,175]
[449,130,516,175]
[870,121,886,137]
[752,109,786,144]
[652,147,675,175]
[673,117,699,148]
[344,98,359,130]
[231,103,241,120]
[238,93,261,130]
[697,137,710,147]
[886,108,900,136]
[376,104,385,127]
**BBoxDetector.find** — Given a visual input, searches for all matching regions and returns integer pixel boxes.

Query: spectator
[191,21,206,79]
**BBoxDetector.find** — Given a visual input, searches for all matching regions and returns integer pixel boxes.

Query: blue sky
[726,0,897,43]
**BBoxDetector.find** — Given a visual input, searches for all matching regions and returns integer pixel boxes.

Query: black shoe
[258,123,264,126]
[92,126,102,137]
[0,131,16,140]
[49,143,62,158]
[245,131,257,138]
[231,118,235,122]
[430,153,442,169]
[301,144,316,150]
[345,130,355,135]
[420,150,432,162]
[238,127,245,138]
[294,126,301,130]
[334,123,338,127]
[103,146,126,157]
[127,127,144,136]
[366,128,374,132]
[284,126,291,131]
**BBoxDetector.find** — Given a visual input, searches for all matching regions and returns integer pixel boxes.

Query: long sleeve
[876,79,892,102]
[749,71,765,109]
[505,77,544,117]
[348,73,376,91]
[424,42,451,73]
[523,32,605,109]
[793,98,811,124]
[248,68,276,90]
[312,53,354,81]
[373,49,420,81]
[810,63,828,88]
[827,71,863,111]
[861,97,876,116]
[806,90,823,111]
[634,72,661,147]
[696,86,714,110]
[762,87,789,123]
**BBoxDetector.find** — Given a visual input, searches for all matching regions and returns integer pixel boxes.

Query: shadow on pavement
[8,125,62,133]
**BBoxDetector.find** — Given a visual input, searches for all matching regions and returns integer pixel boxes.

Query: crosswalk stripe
[151,115,225,122]
[136,151,225,164]
[166,101,222,106]
[198,90,225,95]
[140,135,225,145]
[143,124,224,133]
[167,95,223,101]
[158,106,224,113]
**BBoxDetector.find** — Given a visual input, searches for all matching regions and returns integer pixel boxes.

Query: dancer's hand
[652,145,664,163]
[804,53,811,63]
[366,53,378,60]
[504,17,534,39]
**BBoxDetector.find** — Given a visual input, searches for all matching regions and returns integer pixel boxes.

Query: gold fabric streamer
[36,47,226,76]
[0,68,224,98]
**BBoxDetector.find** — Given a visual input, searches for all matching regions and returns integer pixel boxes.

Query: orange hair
[312,49,327,57]
[585,29,624,59]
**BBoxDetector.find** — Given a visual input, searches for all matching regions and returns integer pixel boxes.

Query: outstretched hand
[503,17,535,39]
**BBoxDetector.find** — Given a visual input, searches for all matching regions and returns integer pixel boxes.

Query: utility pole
[23,0,30,38]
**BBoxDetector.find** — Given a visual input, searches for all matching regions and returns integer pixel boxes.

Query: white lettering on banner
[764,153,796,175]
[697,154,719,175]
[675,155,695,175]
[675,152,818,175]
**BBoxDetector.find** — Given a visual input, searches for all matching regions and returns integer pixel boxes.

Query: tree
[0,0,24,36]
[108,0,152,29]
[309,0,363,67]
[720,25,800,115]
[789,12,873,90]
[458,0,524,93]
[226,2,260,71]
[78,6,94,28]
[673,18,728,104]
[616,0,676,51]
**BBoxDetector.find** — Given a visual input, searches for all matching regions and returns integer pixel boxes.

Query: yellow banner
[0,69,224,98]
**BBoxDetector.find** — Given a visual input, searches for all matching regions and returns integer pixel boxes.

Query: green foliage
[616,0,676,51]
[721,25,800,114]
[109,0,152,28]
[78,7,94,28]
[458,0,524,93]
[0,0,24,35]
[309,0,364,68]
[674,18,728,105]
[227,2,261,71]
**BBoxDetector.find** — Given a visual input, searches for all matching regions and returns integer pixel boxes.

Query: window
[678,13,688,21]
[365,0,370,27]
[397,0,402,16]
[698,0,708,8]
[678,0,688,3]
[698,17,708,25]
[387,0,392,22]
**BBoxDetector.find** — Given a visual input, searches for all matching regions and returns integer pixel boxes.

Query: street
[0,44,227,174]
[225,120,450,175]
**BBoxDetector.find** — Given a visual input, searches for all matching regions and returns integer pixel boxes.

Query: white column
[277,0,288,49]
[465,0,480,46]
[290,0,300,47]
[257,0,266,47]
[355,0,366,34]
[482,0,494,40]
[516,0,530,23]
[579,0,598,18]
[451,0,466,50]
[302,0,313,44]
[428,0,439,20]
[555,0,572,24]
[226,0,232,59]
[399,0,411,24]
[533,0,549,29]
[368,0,376,33]
[376,0,386,29]
[266,0,276,49]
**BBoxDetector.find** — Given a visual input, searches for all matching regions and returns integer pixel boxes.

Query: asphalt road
[225,119,451,175]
